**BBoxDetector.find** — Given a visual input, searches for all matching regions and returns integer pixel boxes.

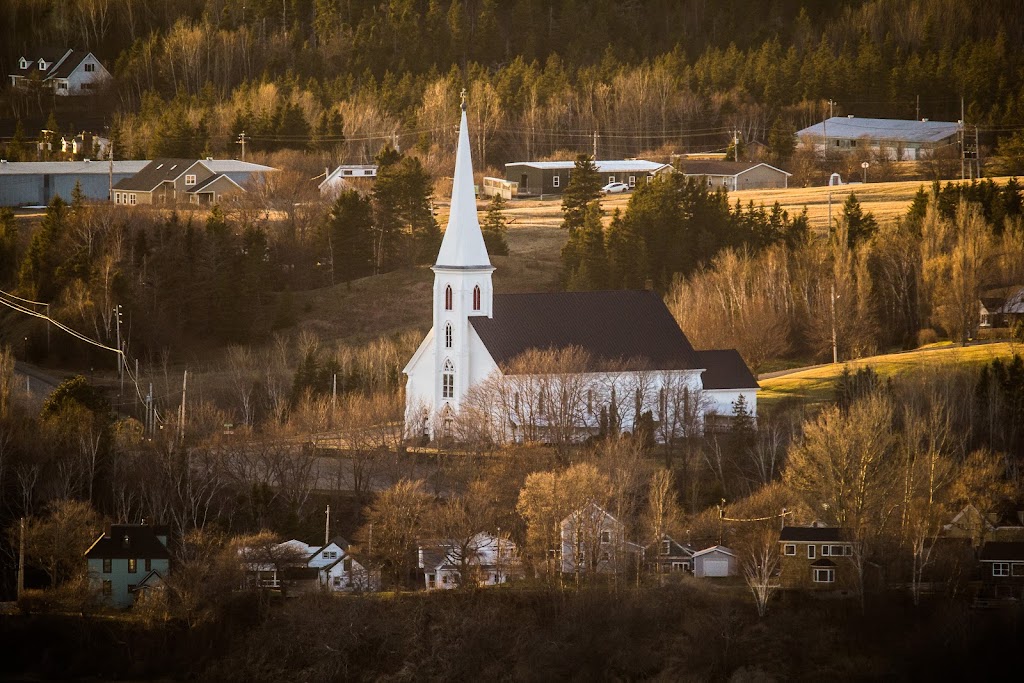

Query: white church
[403,101,759,442]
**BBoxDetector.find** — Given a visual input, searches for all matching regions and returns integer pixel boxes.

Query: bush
[916,328,939,347]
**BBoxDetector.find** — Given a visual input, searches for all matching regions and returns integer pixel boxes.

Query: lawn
[757,341,1020,409]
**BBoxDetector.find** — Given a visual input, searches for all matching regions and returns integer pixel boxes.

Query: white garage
[693,546,737,578]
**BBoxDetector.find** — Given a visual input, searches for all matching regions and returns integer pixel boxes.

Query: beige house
[113,158,274,206]
[677,161,791,191]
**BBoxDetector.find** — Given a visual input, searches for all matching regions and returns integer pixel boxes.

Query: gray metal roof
[679,161,791,177]
[797,117,960,144]
[203,160,277,173]
[0,160,149,175]
[506,160,671,173]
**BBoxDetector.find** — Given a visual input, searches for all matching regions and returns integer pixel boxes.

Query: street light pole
[831,283,838,364]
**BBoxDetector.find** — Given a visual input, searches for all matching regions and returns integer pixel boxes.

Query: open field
[757,341,1020,409]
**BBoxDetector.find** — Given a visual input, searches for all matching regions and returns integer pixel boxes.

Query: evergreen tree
[560,154,602,233]
[325,190,374,283]
[767,117,796,165]
[0,208,18,286]
[605,209,646,289]
[8,120,29,162]
[841,193,879,247]
[372,151,440,271]
[906,186,930,230]
[19,196,69,300]
[562,201,607,290]
[481,193,510,256]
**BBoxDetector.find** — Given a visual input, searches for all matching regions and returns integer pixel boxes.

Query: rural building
[319,164,378,196]
[697,349,761,428]
[978,286,1024,330]
[8,48,111,95]
[677,161,791,191]
[778,526,856,592]
[797,116,960,161]
[85,524,170,608]
[242,537,377,594]
[418,533,521,589]
[692,545,737,578]
[0,159,149,206]
[113,158,276,206]
[505,159,672,196]
[978,542,1024,599]
[403,106,758,442]
[482,176,518,199]
[61,132,110,159]
[646,534,695,573]
[559,502,643,575]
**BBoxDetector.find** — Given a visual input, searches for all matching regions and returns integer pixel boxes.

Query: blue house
[85,524,170,608]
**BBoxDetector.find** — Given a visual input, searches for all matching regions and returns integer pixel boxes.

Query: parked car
[602,182,630,194]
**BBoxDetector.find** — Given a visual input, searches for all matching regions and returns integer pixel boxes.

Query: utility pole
[733,129,740,162]
[114,304,123,395]
[592,130,598,159]
[916,94,919,121]
[331,373,337,414]
[236,131,248,161]
[831,282,838,364]
[960,97,966,181]
[146,383,153,437]
[17,517,25,600]
[179,370,188,444]
[495,527,502,586]
[325,504,331,547]
[108,140,113,201]
[976,125,981,178]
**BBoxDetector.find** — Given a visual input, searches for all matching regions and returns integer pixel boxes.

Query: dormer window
[19,58,27,70]
[38,59,47,70]
[444,285,453,310]
[473,285,481,310]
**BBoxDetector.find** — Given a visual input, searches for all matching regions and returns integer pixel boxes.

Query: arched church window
[445,322,453,348]
[473,285,481,310]
[442,359,454,399]
[445,285,453,310]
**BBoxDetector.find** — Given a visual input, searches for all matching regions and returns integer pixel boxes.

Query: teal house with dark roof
[85,524,170,608]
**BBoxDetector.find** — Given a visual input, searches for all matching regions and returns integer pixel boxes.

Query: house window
[845,545,853,556]
[185,174,197,186]
[127,584,137,593]
[1013,563,1024,577]
[672,561,688,571]
[129,194,136,205]
[427,574,436,588]
[662,540,671,555]
[333,576,342,587]
[102,558,112,573]
[822,546,830,556]
[442,359,454,399]
[57,82,67,90]
[128,558,137,573]
[830,545,845,556]
[473,285,481,310]
[807,545,816,559]
[343,558,352,572]
[784,544,796,556]
[601,531,611,544]
[993,562,1010,577]
[19,58,27,69]
[552,175,560,188]
[608,176,615,184]
[445,322,452,348]
[813,568,835,583]
[323,551,338,560]
[548,549,558,560]
[38,60,46,70]
[343,170,353,175]
[445,285,452,310]
[442,576,449,584]
[80,83,92,90]
[628,175,636,187]
[145,559,152,572]
[102,580,112,595]
[84,63,96,72]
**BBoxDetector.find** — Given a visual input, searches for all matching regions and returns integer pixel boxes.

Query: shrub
[916,328,939,347]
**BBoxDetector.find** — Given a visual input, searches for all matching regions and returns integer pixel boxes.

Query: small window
[333,576,342,587]
[993,562,1010,577]
[343,558,352,572]
[514,392,520,411]
[127,584,137,593]
[39,60,47,70]
[102,558,112,573]
[628,175,636,187]
[442,575,449,584]
[102,580,112,595]
[830,545,844,556]
[662,540,671,555]
[129,194,137,205]
[445,322,452,348]
[185,174,196,186]
[19,58,27,69]
[444,285,453,310]
[442,359,454,399]
[1012,563,1024,577]
[343,169,353,175]
[784,544,796,556]
[473,285,481,311]
[84,62,96,72]
[844,546,853,556]
[807,545,816,559]
[552,175,560,188]
[128,558,137,573]
[671,561,688,571]
[822,546,830,556]
[145,558,152,572]
[608,176,615,184]
[601,531,611,544]
[813,568,835,583]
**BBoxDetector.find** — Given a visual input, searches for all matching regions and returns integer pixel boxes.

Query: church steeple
[434,91,492,269]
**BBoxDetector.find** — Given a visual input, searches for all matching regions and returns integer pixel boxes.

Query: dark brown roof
[979,541,1024,561]
[85,525,170,560]
[469,290,701,371]
[49,50,90,79]
[697,350,759,390]
[113,158,199,191]
[680,161,782,176]
[13,49,69,74]
[810,558,837,567]
[780,527,846,542]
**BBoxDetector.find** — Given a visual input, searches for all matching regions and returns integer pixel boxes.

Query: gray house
[8,49,111,95]
[85,524,170,608]
[677,161,791,191]
[0,160,149,206]
[797,116,960,161]
[113,158,275,206]
[505,160,672,196]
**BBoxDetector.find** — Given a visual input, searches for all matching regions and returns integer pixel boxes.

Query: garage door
[703,560,729,577]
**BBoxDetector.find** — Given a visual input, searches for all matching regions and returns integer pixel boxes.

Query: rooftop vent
[122,534,130,548]
[156,163,163,169]
[847,114,854,118]
[921,118,929,122]
[206,156,213,161]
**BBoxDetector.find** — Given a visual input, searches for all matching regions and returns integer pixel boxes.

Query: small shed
[692,545,737,578]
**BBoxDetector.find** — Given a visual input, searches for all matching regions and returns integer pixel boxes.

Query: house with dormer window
[8,49,111,95]
[646,534,695,573]
[112,158,276,206]
[85,524,170,608]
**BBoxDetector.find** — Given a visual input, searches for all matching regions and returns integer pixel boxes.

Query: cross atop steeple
[460,87,467,112]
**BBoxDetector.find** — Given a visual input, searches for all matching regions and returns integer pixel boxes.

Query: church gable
[469,290,701,371]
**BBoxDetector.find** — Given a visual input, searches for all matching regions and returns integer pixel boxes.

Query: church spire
[434,92,491,269]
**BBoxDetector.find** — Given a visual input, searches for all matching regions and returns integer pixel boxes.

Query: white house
[692,545,738,578]
[61,132,110,159]
[559,502,644,575]
[402,103,759,442]
[319,164,378,196]
[8,49,111,95]
[242,537,378,593]
[418,532,522,590]
[797,116,960,161]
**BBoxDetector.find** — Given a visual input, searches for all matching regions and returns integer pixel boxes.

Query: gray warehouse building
[505,159,672,196]
[0,160,149,206]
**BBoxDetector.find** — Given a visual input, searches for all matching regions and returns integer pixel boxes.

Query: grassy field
[757,341,1020,409]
